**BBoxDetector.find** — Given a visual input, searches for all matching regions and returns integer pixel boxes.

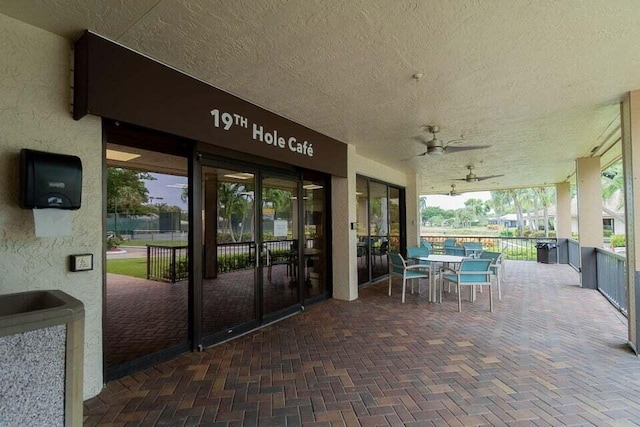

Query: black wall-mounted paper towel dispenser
[20,149,82,210]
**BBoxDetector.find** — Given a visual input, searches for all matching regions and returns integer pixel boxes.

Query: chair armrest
[406,264,427,270]
[441,266,457,275]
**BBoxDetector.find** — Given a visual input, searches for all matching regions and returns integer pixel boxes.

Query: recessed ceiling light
[224,173,254,180]
[303,184,323,190]
[106,149,141,162]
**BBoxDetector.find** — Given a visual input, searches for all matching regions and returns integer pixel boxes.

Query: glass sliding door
[356,177,369,285]
[199,157,330,346]
[369,181,389,282]
[389,187,401,253]
[356,175,406,285]
[261,175,301,318]
[303,176,328,301]
[201,166,258,339]
[104,137,190,380]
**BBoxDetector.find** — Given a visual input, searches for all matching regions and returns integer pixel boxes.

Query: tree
[602,162,623,209]
[489,191,512,217]
[107,167,155,215]
[508,189,526,235]
[536,187,555,237]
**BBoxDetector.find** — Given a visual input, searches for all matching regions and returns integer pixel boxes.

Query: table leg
[429,263,434,302]
[431,263,437,302]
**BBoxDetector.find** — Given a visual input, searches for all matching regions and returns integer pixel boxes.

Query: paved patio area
[86,261,640,426]
[105,264,323,367]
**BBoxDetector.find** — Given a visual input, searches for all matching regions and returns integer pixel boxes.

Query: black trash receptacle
[536,241,557,264]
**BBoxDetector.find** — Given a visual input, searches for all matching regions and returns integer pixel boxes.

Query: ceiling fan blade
[444,145,491,154]
[401,151,428,161]
[476,174,505,181]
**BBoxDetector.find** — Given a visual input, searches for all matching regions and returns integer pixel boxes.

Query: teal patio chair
[442,238,465,256]
[443,238,457,247]
[419,239,433,252]
[462,242,484,257]
[407,246,431,266]
[478,251,505,300]
[441,258,493,312]
[388,252,429,303]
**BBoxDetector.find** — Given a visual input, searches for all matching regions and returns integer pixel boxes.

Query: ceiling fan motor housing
[427,146,444,155]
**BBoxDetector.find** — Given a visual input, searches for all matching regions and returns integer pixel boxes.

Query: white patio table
[413,254,467,303]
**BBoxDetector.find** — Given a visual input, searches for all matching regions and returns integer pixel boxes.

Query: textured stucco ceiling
[1,0,637,195]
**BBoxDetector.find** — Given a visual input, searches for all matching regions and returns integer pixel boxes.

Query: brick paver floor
[87,261,640,426]
[106,265,324,367]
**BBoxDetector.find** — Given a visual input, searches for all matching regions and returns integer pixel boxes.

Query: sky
[143,173,492,212]
[144,173,188,210]
[422,191,491,210]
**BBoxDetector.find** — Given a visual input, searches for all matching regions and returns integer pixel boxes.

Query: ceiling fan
[409,125,491,158]
[455,165,504,183]
[436,184,463,196]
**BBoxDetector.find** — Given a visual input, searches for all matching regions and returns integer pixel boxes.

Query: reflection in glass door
[369,181,389,282]
[356,175,406,286]
[200,160,329,345]
[356,177,369,285]
[261,176,300,317]
[202,166,258,338]
[303,177,327,301]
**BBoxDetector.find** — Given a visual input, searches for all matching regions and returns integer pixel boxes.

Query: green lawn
[106,258,147,279]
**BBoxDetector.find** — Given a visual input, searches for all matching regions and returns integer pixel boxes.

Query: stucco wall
[332,146,412,301]
[0,13,103,398]
[353,153,407,188]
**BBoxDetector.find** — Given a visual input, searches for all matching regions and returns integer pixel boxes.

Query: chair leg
[497,271,502,300]
[402,277,406,303]
[457,283,462,312]
[388,275,392,296]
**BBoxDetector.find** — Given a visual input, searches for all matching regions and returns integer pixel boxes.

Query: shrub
[610,234,626,248]
[107,235,122,250]
[499,229,515,237]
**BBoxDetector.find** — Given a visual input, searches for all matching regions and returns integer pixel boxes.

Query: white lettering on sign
[210,108,314,158]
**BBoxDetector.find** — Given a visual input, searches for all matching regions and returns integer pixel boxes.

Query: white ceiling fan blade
[444,145,491,154]
[476,174,505,181]
[401,151,428,161]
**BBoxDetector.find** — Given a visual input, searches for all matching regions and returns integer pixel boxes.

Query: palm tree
[536,187,555,237]
[489,190,511,217]
[602,162,624,209]
[218,183,245,241]
[419,196,428,225]
[508,189,526,236]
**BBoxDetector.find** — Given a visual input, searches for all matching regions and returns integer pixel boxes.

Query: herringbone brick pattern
[87,261,640,426]
[105,265,319,366]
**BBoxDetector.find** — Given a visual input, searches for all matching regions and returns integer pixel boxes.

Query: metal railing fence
[596,248,627,316]
[568,239,581,271]
[216,241,257,273]
[420,235,550,261]
[147,245,189,283]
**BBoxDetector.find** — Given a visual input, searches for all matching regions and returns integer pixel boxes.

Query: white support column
[621,91,640,353]
[576,156,603,289]
[555,182,572,239]
[331,144,358,301]
[405,173,420,248]
[555,181,573,264]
